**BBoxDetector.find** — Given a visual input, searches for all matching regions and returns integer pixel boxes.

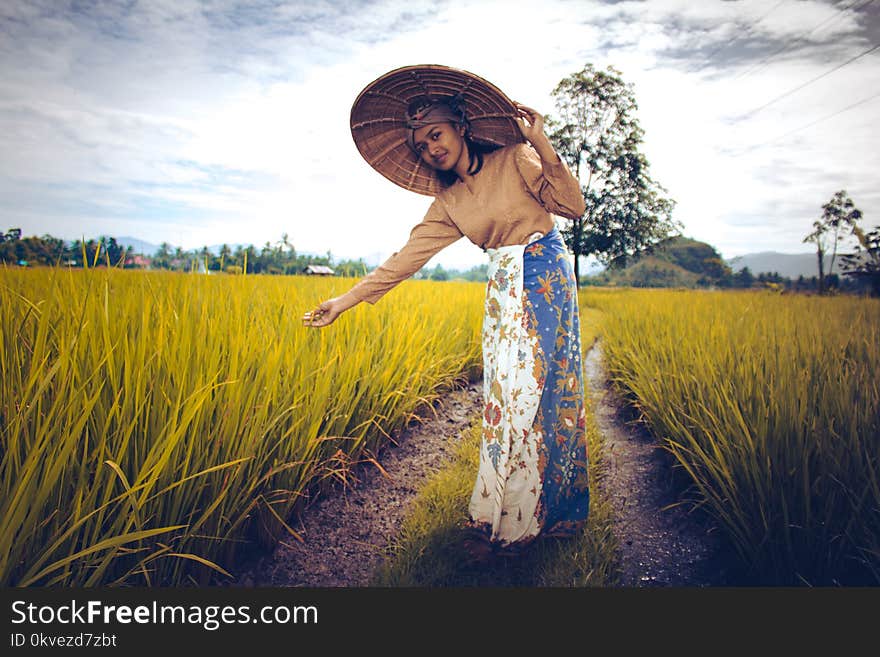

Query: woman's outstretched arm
[302,199,462,329]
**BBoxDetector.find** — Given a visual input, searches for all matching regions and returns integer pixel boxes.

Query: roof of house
[305,265,335,274]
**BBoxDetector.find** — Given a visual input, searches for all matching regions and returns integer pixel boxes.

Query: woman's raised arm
[513,102,586,220]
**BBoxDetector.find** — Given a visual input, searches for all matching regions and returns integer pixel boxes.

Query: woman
[303,65,590,557]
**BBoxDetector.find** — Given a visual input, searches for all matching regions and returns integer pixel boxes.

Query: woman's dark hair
[436,135,502,187]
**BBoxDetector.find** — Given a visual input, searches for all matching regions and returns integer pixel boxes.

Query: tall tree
[243,245,256,273]
[153,242,172,269]
[822,190,862,279]
[733,266,754,289]
[841,225,880,297]
[802,222,828,293]
[219,243,231,271]
[547,64,679,281]
[803,190,862,294]
[2,227,22,242]
[279,232,295,258]
[99,236,127,266]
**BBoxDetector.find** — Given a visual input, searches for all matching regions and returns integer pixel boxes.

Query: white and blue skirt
[468,226,590,547]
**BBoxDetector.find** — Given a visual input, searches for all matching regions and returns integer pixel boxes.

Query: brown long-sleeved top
[346,142,585,305]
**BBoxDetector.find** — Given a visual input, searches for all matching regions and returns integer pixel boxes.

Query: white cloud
[1,0,878,268]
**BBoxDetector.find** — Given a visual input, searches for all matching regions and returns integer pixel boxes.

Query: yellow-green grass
[373,308,618,587]
[0,267,484,586]
[577,301,603,353]
[587,288,880,585]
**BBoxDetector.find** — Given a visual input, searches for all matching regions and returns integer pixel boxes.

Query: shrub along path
[225,342,731,587]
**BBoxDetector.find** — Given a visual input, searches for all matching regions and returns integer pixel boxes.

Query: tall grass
[0,267,483,586]
[587,288,880,584]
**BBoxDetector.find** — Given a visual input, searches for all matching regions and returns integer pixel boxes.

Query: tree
[823,191,862,278]
[218,244,231,271]
[278,232,295,258]
[2,227,22,242]
[803,190,861,294]
[242,245,256,273]
[333,258,369,277]
[733,267,754,289]
[428,263,448,281]
[153,242,172,269]
[841,225,880,297]
[98,236,127,266]
[40,235,67,264]
[547,64,679,281]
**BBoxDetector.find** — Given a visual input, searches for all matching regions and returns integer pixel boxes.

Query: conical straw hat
[350,64,524,196]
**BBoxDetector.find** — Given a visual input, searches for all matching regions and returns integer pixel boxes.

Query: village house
[304,264,335,276]
[125,254,152,269]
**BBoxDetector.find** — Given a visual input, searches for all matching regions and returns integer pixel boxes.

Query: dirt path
[585,340,732,586]
[226,380,483,587]
[226,342,732,587]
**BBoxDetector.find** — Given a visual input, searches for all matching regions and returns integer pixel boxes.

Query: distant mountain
[116,237,161,255]
[725,252,846,279]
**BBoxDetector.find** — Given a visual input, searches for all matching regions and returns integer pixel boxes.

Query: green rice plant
[589,288,880,584]
[0,267,484,586]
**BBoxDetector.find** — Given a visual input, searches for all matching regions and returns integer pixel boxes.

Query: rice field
[0,267,483,586]
[582,288,880,585]
[3,267,877,587]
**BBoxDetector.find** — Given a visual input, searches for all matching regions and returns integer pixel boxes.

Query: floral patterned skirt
[468,226,590,548]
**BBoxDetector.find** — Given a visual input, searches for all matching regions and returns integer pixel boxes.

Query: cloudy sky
[1,0,878,269]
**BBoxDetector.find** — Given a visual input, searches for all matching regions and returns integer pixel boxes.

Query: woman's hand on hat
[514,101,561,164]
[514,102,546,144]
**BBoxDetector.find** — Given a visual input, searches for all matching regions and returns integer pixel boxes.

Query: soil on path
[585,340,733,586]
[227,342,733,587]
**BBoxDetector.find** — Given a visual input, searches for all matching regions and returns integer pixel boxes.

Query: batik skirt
[468,226,590,548]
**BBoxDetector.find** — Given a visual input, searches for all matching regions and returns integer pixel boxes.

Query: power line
[693,0,787,72]
[737,41,880,120]
[735,89,880,154]
[734,0,874,81]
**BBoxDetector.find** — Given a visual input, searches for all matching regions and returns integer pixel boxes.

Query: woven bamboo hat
[350,64,524,196]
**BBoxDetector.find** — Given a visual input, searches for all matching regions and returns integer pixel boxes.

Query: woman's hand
[302,297,343,328]
[514,102,547,145]
[302,293,360,328]
[514,101,561,164]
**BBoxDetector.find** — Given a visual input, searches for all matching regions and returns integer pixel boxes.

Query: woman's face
[412,122,468,174]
